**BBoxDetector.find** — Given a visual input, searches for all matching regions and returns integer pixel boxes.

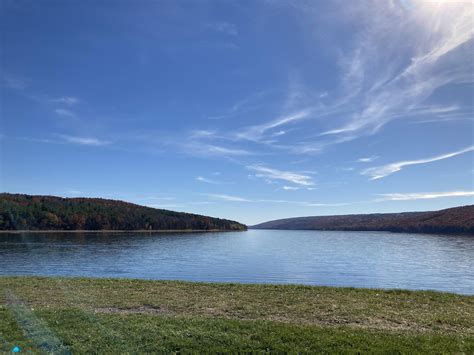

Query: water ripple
[0,230,473,294]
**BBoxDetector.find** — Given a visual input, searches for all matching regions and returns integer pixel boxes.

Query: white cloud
[236,109,312,142]
[320,1,473,139]
[55,108,76,117]
[248,165,314,186]
[189,130,217,139]
[411,105,461,116]
[203,194,251,202]
[377,191,474,201]
[362,145,474,180]
[127,130,254,159]
[202,193,349,206]
[196,176,222,184]
[58,135,110,146]
[198,144,252,157]
[50,96,80,105]
[179,134,254,157]
[357,156,378,163]
[185,83,325,157]
[283,186,299,190]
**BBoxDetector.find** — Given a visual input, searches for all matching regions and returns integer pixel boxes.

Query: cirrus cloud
[248,165,314,186]
[362,145,474,180]
[377,191,474,201]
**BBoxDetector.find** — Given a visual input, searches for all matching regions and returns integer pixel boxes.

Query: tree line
[252,206,474,234]
[0,194,247,231]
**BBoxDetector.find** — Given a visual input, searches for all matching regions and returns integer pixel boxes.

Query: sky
[1,0,473,225]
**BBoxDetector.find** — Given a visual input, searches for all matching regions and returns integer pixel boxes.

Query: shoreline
[0,274,471,296]
[0,229,245,234]
[250,227,474,236]
[2,228,471,236]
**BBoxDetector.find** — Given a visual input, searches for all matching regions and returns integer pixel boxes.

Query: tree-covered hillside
[252,205,474,234]
[0,194,247,231]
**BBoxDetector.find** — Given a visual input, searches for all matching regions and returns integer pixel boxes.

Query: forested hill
[0,194,247,231]
[252,205,474,234]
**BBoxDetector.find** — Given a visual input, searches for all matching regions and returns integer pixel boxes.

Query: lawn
[1,277,473,353]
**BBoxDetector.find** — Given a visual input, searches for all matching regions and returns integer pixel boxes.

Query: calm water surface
[0,230,473,294]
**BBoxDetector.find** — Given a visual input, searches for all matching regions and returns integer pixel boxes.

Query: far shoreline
[249,227,474,236]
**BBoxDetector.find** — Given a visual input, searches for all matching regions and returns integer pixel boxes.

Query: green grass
[1,277,473,353]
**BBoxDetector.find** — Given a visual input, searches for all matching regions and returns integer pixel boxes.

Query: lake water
[0,230,473,294]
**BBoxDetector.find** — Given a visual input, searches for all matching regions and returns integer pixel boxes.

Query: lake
[0,230,473,294]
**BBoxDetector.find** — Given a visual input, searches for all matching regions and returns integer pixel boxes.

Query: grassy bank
[1,277,473,353]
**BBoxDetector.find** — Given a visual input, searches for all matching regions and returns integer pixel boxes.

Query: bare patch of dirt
[93,305,173,316]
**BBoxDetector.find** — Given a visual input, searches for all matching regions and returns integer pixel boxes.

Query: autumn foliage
[0,194,247,231]
[252,205,474,234]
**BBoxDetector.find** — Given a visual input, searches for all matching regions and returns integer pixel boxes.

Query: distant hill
[0,193,247,231]
[252,205,474,234]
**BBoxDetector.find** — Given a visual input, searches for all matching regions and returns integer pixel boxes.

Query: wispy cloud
[362,145,474,180]
[50,96,80,105]
[123,130,255,160]
[207,91,270,120]
[283,186,299,191]
[3,76,84,124]
[3,74,29,90]
[248,165,314,186]
[58,134,110,146]
[202,193,349,207]
[199,80,331,157]
[357,156,378,163]
[319,1,473,139]
[7,134,110,147]
[377,191,474,201]
[189,130,218,139]
[192,144,253,157]
[236,109,312,142]
[196,176,223,184]
[54,108,76,117]
[202,193,251,202]
[184,81,328,157]
[207,22,238,36]
[410,105,461,116]
[183,131,253,157]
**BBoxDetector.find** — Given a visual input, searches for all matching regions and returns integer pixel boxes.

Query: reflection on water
[1,230,473,294]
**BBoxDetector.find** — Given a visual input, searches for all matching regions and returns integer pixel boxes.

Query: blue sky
[1,0,473,225]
